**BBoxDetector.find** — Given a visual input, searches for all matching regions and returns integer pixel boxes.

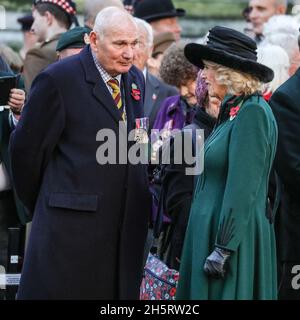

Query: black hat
[56,27,90,52]
[184,26,274,83]
[17,14,34,31]
[134,0,185,23]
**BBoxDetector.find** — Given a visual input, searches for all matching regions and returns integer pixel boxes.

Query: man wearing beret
[23,0,77,92]
[10,7,151,300]
[56,26,90,60]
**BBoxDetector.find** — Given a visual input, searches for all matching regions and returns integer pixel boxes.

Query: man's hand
[8,88,25,118]
[203,247,231,279]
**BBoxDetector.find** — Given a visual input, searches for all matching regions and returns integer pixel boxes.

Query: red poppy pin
[131,83,141,101]
[229,106,240,121]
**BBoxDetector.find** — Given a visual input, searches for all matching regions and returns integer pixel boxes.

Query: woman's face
[202,64,227,101]
[180,79,197,106]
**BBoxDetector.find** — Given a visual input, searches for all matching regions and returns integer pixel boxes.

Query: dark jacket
[270,67,300,262]
[10,46,152,299]
[23,33,61,92]
[158,107,215,270]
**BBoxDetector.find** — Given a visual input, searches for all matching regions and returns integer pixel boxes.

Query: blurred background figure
[0,45,23,74]
[134,0,185,41]
[261,14,300,76]
[147,31,176,77]
[257,43,290,101]
[17,14,37,61]
[242,6,255,39]
[123,0,142,15]
[56,26,90,60]
[152,41,199,144]
[248,0,287,43]
[84,0,124,29]
[23,0,77,92]
[133,18,178,130]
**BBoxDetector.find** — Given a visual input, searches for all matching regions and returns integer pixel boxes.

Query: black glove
[203,247,231,279]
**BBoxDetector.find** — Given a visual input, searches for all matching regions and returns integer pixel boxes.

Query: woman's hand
[8,88,25,119]
[203,247,231,278]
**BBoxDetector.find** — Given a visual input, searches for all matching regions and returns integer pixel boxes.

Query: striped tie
[107,78,124,120]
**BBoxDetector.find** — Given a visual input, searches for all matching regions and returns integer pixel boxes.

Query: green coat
[176,94,278,300]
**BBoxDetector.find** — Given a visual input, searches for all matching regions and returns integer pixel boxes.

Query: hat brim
[184,43,274,83]
[143,8,185,23]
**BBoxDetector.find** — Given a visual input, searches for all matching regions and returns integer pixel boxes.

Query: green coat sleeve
[215,103,273,252]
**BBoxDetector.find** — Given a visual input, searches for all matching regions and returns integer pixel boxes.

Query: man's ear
[276,5,287,15]
[89,31,98,52]
[44,11,53,26]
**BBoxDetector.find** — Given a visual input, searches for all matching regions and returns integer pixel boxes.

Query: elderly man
[134,18,177,130]
[23,0,77,92]
[134,0,185,41]
[248,0,287,43]
[261,15,300,76]
[10,7,151,300]
[84,0,124,29]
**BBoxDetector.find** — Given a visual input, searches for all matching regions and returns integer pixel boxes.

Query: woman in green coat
[176,26,278,300]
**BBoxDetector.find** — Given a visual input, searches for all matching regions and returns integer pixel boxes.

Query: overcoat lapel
[79,46,123,124]
[122,72,136,132]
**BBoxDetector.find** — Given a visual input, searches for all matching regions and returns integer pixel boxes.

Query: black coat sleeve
[270,89,300,198]
[9,71,66,212]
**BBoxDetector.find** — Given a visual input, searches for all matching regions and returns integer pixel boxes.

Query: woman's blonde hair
[203,60,263,96]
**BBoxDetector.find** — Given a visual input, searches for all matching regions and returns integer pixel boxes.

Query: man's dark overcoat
[10,46,151,299]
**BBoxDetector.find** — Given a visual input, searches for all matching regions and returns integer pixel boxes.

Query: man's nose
[249,8,258,20]
[173,23,182,41]
[123,46,135,59]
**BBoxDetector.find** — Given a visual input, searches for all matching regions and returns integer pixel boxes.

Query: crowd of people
[1,0,300,300]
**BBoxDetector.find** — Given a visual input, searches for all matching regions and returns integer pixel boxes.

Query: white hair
[84,0,124,27]
[257,44,289,93]
[262,15,299,61]
[93,7,137,39]
[134,17,153,48]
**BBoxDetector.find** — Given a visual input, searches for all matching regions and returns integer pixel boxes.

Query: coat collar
[79,45,140,129]
[295,67,300,80]
[79,46,144,131]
